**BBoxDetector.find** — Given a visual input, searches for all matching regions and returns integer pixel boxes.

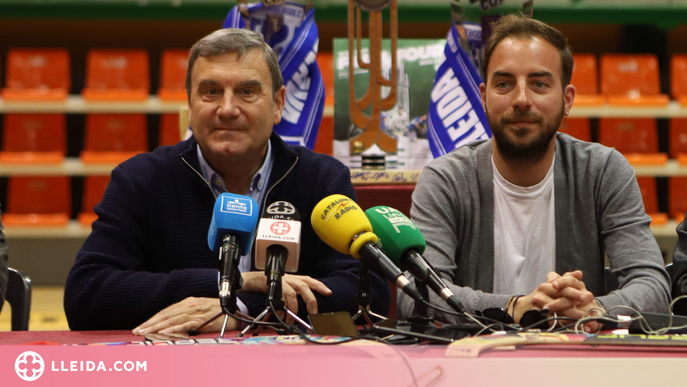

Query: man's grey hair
[185,28,283,101]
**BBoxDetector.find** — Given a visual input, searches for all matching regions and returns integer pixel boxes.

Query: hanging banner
[427,0,535,157]
[223,2,324,150]
[427,24,491,158]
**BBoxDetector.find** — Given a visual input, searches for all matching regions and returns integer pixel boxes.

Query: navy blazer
[65,133,390,330]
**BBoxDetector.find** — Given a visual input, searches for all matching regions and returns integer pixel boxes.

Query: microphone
[310,194,424,303]
[365,206,467,313]
[254,201,301,273]
[254,201,302,302]
[207,193,259,310]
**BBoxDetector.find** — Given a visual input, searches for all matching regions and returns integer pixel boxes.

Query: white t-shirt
[492,155,556,295]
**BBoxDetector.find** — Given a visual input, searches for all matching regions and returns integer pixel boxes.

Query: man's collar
[196,140,272,195]
[177,132,299,189]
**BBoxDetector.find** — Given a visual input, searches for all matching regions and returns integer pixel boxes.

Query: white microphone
[254,201,301,274]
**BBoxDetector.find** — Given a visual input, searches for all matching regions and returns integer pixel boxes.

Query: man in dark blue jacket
[64,28,390,333]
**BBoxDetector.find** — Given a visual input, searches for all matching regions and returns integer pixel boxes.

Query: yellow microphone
[310,194,377,259]
[311,194,424,302]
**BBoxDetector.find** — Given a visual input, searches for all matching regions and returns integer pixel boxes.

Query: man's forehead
[197,49,264,67]
[488,35,562,77]
[192,50,270,84]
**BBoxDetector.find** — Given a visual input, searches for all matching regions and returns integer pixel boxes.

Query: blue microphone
[207,193,259,312]
[208,193,259,254]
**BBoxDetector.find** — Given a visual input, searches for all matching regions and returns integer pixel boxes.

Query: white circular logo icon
[15,351,45,382]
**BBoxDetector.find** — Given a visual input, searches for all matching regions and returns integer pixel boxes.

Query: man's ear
[480,83,487,111]
[273,86,286,125]
[563,84,576,113]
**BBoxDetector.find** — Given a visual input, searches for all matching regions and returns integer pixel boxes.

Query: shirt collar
[196,140,272,197]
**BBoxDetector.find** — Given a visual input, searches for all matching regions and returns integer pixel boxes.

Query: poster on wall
[333,38,446,171]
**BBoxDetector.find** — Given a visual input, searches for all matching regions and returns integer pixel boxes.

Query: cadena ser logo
[15,351,45,381]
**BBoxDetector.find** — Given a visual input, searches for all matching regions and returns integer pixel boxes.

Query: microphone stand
[357,260,453,342]
[369,272,464,343]
[237,245,312,337]
[351,259,387,328]
[405,276,436,330]
[190,235,253,338]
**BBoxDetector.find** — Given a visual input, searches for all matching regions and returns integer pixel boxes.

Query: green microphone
[365,206,466,313]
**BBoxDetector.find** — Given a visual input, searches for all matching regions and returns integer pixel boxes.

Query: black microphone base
[352,305,387,328]
[405,315,435,328]
[188,309,255,337]
[237,304,312,337]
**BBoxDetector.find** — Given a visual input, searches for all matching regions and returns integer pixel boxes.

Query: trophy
[348,0,399,161]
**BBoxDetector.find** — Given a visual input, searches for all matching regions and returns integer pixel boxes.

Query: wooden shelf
[651,220,680,238]
[4,221,92,239]
[347,160,687,184]
[0,95,185,114]
[570,101,687,118]
[350,169,422,185]
[0,158,683,178]
[0,158,114,176]
[633,160,687,177]
[0,96,333,116]
[1,96,686,118]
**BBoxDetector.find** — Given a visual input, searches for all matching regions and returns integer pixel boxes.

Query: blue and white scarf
[427,24,491,158]
[224,2,324,150]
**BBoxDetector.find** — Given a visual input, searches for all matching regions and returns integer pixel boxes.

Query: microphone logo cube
[208,193,259,254]
[255,218,301,273]
[221,196,254,216]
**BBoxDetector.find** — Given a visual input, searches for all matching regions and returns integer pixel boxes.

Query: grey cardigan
[398,133,670,321]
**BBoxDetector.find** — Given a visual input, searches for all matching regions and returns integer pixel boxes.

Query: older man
[65,29,390,333]
[399,14,669,330]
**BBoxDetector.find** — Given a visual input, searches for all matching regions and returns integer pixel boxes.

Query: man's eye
[495,82,509,89]
[534,81,547,88]
[201,88,219,96]
[241,89,255,95]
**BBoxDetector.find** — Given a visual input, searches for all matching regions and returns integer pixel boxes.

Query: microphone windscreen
[365,206,426,270]
[207,193,260,254]
[311,194,377,258]
[263,200,301,221]
[255,201,302,273]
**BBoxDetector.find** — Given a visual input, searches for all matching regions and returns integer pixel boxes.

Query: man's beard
[488,106,563,164]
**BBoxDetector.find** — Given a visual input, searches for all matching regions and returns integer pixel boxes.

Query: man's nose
[217,94,240,118]
[513,81,532,110]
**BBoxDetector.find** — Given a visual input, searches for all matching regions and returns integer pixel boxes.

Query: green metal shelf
[1,1,686,28]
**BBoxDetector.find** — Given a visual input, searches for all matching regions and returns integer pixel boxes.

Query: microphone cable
[420,299,521,333]
[267,300,421,387]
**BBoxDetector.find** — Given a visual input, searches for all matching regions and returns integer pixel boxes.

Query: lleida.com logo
[15,351,45,381]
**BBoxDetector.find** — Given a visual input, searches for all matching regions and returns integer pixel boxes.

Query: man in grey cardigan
[399,15,670,331]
